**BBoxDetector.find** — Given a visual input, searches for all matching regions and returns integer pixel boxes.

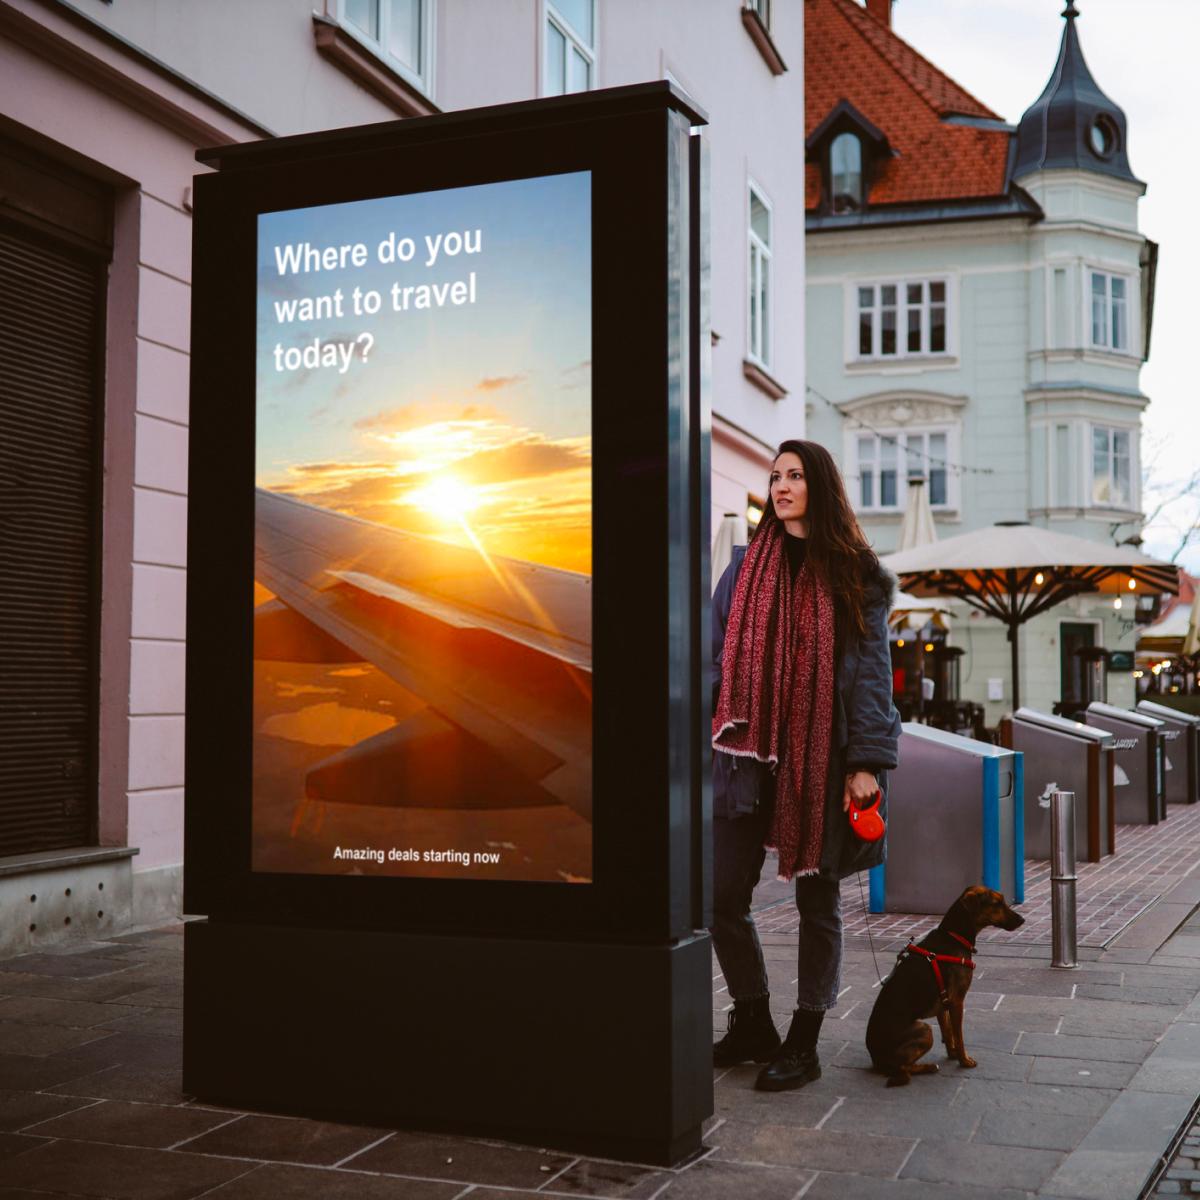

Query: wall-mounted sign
[252,174,593,883]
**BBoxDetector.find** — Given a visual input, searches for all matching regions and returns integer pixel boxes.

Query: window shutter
[0,221,105,855]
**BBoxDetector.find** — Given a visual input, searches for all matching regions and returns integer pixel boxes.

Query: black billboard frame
[184,83,713,1163]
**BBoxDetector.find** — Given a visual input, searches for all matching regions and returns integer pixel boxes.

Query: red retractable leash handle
[848,788,885,842]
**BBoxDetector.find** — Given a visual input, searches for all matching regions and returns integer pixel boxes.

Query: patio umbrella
[881,521,1179,709]
[889,590,952,633]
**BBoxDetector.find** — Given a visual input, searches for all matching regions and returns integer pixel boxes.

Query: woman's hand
[843,770,879,813]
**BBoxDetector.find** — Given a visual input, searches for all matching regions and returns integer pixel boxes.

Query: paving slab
[182,1162,462,1199]
[901,1140,1064,1192]
[349,1130,573,1187]
[23,1098,235,1149]
[179,1113,392,1167]
[0,1088,97,1132]
[0,1140,254,1199]
[708,1118,914,1175]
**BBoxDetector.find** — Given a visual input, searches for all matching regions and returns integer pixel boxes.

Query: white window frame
[747,180,773,370]
[543,0,597,96]
[1087,268,1132,353]
[1088,422,1137,511]
[850,426,959,514]
[336,0,436,96]
[745,0,772,27]
[850,276,954,363]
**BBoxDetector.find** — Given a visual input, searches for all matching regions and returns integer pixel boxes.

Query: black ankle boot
[713,996,781,1067]
[755,1008,823,1091]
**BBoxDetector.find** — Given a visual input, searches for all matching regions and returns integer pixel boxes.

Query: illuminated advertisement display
[251,172,592,883]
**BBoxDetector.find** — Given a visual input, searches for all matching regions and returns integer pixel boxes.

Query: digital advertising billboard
[252,173,593,884]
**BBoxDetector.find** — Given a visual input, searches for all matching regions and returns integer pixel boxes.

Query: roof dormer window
[806,100,888,217]
[831,132,863,213]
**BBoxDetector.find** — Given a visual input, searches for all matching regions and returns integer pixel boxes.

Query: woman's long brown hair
[756,438,880,639]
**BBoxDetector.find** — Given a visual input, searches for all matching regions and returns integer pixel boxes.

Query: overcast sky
[888,0,1199,572]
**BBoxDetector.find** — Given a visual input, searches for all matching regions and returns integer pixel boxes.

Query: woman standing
[710,439,900,1092]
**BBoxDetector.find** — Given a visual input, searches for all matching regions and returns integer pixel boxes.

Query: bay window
[1091,425,1133,508]
[1089,270,1129,352]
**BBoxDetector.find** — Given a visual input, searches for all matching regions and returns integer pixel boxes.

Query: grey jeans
[709,809,843,1011]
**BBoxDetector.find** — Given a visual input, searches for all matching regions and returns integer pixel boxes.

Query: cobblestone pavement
[3,817,1200,1198]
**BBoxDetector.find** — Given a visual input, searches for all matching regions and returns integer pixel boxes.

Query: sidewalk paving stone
[178,1113,391,1166]
[196,1163,462,1199]
[22,1098,234,1149]
[0,1088,97,1131]
[347,1130,573,1186]
[0,1141,254,1200]
[1013,1031,1156,1062]
[708,1119,914,1175]
[46,1064,187,1105]
[1026,1055,1139,1089]
[900,1141,1064,1192]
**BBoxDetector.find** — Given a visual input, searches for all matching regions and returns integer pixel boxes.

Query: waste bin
[870,723,1024,915]
[1085,701,1167,825]
[1137,700,1200,805]
[1007,708,1115,862]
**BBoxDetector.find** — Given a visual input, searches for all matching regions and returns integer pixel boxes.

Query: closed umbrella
[897,476,937,552]
[1184,585,1200,658]
[711,512,744,593]
[882,521,1179,710]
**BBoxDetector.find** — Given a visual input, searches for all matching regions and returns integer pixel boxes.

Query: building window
[856,279,947,359]
[746,0,771,25]
[545,0,595,96]
[1089,270,1129,352]
[1091,425,1132,508]
[748,184,772,369]
[830,133,863,213]
[857,431,949,510]
[340,0,432,92]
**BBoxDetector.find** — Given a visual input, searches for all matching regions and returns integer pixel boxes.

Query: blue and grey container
[870,723,1024,915]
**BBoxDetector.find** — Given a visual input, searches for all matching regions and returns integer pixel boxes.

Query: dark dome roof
[1012,1,1138,184]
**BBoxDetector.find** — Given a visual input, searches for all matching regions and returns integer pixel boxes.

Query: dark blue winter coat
[712,545,902,880]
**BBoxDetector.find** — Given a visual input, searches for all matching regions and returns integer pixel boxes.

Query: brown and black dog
[866,886,1024,1087]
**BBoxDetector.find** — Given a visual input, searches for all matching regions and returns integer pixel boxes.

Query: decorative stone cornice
[837,390,967,428]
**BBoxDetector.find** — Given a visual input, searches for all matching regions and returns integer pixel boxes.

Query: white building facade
[0,0,804,949]
[804,0,1155,724]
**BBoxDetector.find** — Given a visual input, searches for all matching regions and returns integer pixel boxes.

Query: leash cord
[856,870,888,989]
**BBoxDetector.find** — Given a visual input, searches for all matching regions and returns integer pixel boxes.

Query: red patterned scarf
[713,520,836,880]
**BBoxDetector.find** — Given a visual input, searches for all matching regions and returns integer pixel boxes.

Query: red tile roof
[806,0,1013,210]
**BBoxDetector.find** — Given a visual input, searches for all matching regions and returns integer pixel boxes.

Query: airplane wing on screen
[254,488,593,822]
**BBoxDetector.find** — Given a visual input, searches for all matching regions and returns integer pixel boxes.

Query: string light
[806,384,996,477]
[1034,572,1045,585]
[1113,597,1123,610]
[1128,578,1137,590]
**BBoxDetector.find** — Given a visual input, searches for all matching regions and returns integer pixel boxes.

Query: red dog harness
[901,931,975,1010]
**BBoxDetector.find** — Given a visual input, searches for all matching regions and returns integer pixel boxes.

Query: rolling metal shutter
[0,154,108,856]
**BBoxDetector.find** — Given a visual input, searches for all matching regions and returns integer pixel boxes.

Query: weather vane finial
[1063,0,1079,18]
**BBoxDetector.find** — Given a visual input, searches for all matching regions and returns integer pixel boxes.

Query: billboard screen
[251,172,592,883]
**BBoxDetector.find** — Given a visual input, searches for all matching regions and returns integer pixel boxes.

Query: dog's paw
[958,1055,977,1069]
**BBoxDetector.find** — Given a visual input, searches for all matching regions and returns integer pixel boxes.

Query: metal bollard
[1050,789,1078,969]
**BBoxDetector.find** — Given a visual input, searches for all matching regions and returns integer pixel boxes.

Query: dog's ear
[959,886,992,930]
